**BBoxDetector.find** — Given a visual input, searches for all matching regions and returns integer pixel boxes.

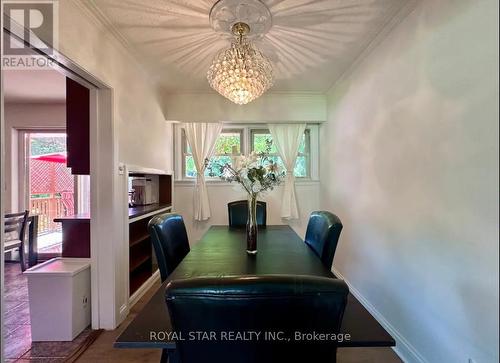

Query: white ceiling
[3,69,66,103]
[89,0,411,93]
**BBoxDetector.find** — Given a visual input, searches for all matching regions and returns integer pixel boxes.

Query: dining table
[114,225,395,361]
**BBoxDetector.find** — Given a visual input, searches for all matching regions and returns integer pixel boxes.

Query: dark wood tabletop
[115,226,395,349]
[128,203,172,219]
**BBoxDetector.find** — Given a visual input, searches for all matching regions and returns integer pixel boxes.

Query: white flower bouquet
[205,140,284,254]
[206,140,284,196]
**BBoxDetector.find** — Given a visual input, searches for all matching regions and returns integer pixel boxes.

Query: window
[183,129,243,178]
[251,129,310,178]
[177,125,317,180]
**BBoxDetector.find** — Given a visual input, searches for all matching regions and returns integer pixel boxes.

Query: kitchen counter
[128,203,172,220]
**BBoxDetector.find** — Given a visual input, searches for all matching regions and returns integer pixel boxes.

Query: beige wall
[321,1,499,362]
[4,103,66,212]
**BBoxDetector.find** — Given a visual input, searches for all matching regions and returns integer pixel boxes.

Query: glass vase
[246,193,258,254]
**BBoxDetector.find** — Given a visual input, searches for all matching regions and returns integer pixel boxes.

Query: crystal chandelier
[207,22,273,105]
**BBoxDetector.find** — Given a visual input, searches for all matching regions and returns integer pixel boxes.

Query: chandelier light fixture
[207,0,274,105]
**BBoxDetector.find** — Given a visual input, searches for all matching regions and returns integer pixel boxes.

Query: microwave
[130,177,157,205]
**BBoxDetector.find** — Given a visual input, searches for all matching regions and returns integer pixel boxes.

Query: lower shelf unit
[128,204,172,296]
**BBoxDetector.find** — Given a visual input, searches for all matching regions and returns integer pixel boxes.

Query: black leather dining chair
[304,211,343,270]
[148,213,190,283]
[4,211,29,271]
[227,200,267,228]
[165,275,349,363]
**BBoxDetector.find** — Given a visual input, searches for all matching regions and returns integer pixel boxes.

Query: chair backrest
[304,211,343,270]
[148,213,190,282]
[166,275,349,363]
[4,211,29,242]
[228,200,267,228]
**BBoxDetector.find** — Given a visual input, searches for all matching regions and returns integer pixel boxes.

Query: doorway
[26,131,71,256]
[3,84,94,358]
[2,21,118,361]
[20,131,91,259]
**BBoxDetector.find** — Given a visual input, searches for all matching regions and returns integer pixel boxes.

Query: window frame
[250,128,311,179]
[181,128,245,180]
[174,124,319,182]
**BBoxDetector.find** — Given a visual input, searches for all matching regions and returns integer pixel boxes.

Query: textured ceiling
[89,0,410,93]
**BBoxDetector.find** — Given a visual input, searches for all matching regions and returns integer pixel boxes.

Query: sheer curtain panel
[184,122,223,221]
[268,123,307,219]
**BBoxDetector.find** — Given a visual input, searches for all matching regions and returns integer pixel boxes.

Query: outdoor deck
[37,232,62,254]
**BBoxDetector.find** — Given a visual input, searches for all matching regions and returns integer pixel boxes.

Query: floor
[3,262,94,362]
[5,261,402,363]
[75,281,164,363]
[75,283,403,363]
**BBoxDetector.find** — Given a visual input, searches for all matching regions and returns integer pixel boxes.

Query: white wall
[3,103,66,212]
[321,1,499,362]
[164,92,327,123]
[59,2,173,173]
[51,1,173,328]
[174,182,319,243]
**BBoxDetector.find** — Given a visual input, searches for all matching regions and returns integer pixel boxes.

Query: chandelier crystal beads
[207,22,273,105]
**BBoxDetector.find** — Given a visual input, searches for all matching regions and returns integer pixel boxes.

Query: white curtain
[268,123,307,220]
[184,122,223,221]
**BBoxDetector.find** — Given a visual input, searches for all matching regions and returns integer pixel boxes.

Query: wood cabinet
[127,171,173,297]
[66,77,90,175]
[53,214,91,258]
[128,217,155,295]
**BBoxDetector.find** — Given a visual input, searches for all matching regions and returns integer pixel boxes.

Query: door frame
[2,16,120,334]
[17,128,67,211]
[18,129,90,262]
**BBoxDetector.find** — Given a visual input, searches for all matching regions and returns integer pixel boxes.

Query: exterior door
[23,131,74,257]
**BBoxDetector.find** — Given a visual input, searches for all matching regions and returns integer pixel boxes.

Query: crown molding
[326,0,420,95]
[72,0,132,52]
[70,0,154,81]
